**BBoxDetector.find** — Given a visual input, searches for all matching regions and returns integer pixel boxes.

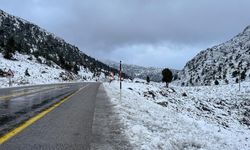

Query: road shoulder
[91,84,133,150]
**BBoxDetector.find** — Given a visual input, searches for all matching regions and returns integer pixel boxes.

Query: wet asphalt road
[0,82,101,149]
[0,83,80,120]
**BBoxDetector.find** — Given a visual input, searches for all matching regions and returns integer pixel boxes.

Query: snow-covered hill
[179,25,250,86]
[104,80,250,149]
[0,52,107,88]
[104,60,180,82]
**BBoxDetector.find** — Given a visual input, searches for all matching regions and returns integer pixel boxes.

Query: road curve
[0,82,101,149]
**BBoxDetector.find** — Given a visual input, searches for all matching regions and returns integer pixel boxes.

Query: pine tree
[25,68,30,76]
[4,37,16,59]
[240,71,246,81]
[73,63,80,74]
[162,68,173,87]
[146,76,150,84]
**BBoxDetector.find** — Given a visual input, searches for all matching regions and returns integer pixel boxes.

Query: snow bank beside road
[104,81,250,150]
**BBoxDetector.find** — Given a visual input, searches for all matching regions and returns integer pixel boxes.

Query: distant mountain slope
[104,60,180,82]
[0,9,127,79]
[179,25,250,86]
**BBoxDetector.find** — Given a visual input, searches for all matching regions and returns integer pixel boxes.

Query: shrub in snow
[25,68,30,76]
[27,56,33,60]
[236,78,239,83]
[36,57,42,64]
[134,80,145,84]
[82,76,87,80]
[73,63,80,75]
[182,92,187,97]
[128,87,133,91]
[240,71,246,80]
[225,79,229,84]
[189,78,193,86]
[214,80,219,85]
[232,70,239,78]
[241,117,250,126]
[173,73,178,80]
[45,60,52,67]
[146,76,150,84]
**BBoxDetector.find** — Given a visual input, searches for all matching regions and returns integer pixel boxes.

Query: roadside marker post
[120,61,122,90]
[120,61,122,100]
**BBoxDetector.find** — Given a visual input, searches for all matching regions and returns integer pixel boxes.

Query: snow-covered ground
[1,53,249,149]
[0,53,105,88]
[104,80,250,150]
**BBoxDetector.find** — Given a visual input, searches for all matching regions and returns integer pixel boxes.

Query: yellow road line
[0,84,88,145]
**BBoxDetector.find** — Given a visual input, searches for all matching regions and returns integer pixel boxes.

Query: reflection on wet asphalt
[0,85,67,101]
[0,83,85,135]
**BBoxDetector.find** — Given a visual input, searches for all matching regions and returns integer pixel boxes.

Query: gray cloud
[1,0,250,69]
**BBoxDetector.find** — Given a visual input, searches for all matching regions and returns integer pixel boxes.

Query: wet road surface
[0,82,101,149]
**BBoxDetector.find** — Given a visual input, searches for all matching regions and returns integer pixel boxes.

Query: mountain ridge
[178,25,250,86]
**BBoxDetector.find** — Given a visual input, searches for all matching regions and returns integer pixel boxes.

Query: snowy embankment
[0,53,103,88]
[104,80,250,150]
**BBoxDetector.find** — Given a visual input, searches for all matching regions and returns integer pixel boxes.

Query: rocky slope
[179,25,250,86]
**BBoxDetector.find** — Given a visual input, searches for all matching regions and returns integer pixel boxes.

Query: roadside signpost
[7,69,14,87]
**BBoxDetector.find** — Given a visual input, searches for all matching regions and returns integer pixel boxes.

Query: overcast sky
[1,0,250,69]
